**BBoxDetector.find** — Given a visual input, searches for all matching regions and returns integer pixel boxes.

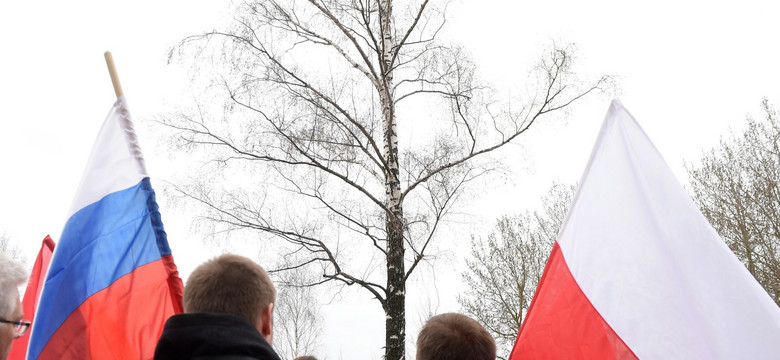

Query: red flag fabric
[8,236,55,360]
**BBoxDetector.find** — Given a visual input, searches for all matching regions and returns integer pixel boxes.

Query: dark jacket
[154,313,282,360]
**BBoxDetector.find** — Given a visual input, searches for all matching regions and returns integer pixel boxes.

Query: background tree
[164,0,607,357]
[687,99,780,305]
[271,264,323,360]
[459,183,575,359]
[0,233,28,266]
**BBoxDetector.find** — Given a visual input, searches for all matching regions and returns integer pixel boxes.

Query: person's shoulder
[192,356,274,360]
[165,312,257,329]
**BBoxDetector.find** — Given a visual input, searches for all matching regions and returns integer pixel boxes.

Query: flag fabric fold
[27,97,184,360]
[8,236,55,360]
[511,99,780,359]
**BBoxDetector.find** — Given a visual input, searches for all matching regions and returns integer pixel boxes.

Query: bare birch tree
[164,1,607,358]
[459,183,574,359]
[687,99,780,305]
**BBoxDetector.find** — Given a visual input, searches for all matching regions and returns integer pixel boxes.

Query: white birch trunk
[380,0,406,359]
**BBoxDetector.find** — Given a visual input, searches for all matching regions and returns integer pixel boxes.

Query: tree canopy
[687,99,780,305]
[459,183,575,359]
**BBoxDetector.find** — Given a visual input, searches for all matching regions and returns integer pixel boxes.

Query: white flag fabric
[511,99,780,359]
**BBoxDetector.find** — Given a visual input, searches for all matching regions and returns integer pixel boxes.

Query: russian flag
[511,100,780,359]
[27,97,184,359]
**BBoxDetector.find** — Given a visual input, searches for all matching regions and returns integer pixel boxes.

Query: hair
[183,254,276,325]
[416,313,496,360]
[0,252,27,318]
[293,356,318,360]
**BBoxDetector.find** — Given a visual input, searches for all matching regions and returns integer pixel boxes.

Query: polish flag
[511,100,780,359]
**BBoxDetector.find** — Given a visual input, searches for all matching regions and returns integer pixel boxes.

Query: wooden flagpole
[103,51,124,98]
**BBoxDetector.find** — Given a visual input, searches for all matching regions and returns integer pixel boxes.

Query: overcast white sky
[1,0,779,359]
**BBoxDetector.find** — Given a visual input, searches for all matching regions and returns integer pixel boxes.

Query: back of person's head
[184,254,276,326]
[416,313,496,360]
[0,252,27,319]
[293,356,317,360]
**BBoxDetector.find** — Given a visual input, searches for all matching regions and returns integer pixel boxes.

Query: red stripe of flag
[36,259,179,359]
[510,242,637,360]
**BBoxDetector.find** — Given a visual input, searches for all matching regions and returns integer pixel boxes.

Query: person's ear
[259,303,274,344]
